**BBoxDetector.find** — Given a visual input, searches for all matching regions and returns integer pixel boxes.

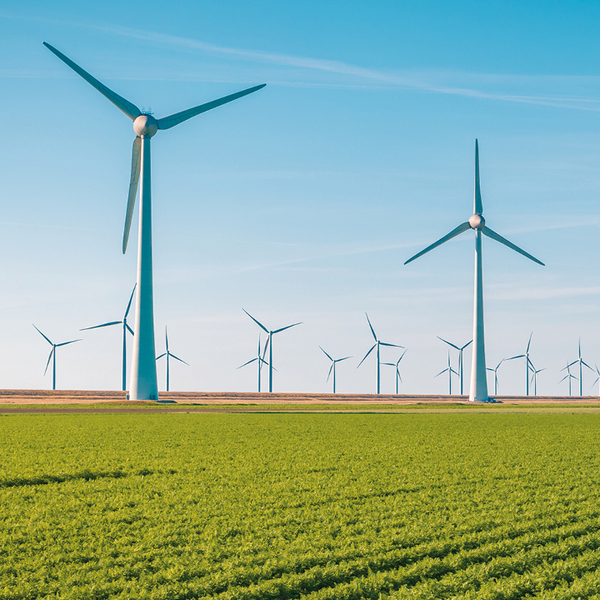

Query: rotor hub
[133,114,158,137]
[469,214,485,229]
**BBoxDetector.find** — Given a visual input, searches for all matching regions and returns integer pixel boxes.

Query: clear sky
[1,0,599,395]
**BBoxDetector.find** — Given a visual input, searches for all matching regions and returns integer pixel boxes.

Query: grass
[2,412,600,598]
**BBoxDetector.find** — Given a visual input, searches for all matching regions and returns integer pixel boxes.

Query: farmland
[2,412,600,599]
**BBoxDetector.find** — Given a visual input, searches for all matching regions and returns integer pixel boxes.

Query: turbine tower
[238,335,269,392]
[44,43,265,400]
[357,313,403,394]
[404,140,544,402]
[319,346,351,394]
[243,310,301,392]
[435,351,458,395]
[80,285,136,391]
[506,332,535,395]
[486,358,506,396]
[438,337,472,394]
[33,325,81,390]
[383,349,407,394]
[156,327,189,392]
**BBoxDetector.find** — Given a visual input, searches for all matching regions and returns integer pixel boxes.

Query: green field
[2,412,600,599]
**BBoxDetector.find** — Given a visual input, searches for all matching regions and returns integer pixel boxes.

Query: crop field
[2,412,600,599]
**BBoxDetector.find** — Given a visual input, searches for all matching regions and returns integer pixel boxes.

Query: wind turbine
[357,313,404,394]
[44,43,265,400]
[156,327,189,392]
[238,335,269,392]
[435,351,458,395]
[591,364,600,396]
[404,140,544,402]
[383,349,407,394]
[319,347,352,394]
[80,285,136,391]
[506,332,535,396]
[529,363,545,396]
[438,337,472,394]
[243,310,301,392]
[559,361,577,396]
[33,325,81,390]
[486,358,506,396]
[568,338,594,396]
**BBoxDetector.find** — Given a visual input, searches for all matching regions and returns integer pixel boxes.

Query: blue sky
[0,0,599,395]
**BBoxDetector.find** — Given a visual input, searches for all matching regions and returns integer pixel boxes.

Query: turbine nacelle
[469,214,485,229]
[133,114,158,137]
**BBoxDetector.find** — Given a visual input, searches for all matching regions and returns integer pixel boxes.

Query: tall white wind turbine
[156,327,189,392]
[319,346,352,394]
[80,285,136,391]
[357,313,403,395]
[33,325,81,390]
[438,337,472,394]
[405,140,544,402]
[238,335,269,392]
[243,310,301,392]
[506,332,535,396]
[44,43,265,400]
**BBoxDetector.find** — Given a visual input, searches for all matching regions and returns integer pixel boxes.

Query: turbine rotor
[133,114,158,137]
[469,214,485,229]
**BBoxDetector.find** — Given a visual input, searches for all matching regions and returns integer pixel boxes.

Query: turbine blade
[126,324,135,336]
[319,346,334,361]
[80,321,122,331]
[582,360,594,372]
[526,331,533,353]
[357,344,376,368]
[326,364,334,382]
[558,374,568,384]
[169,353,189,366]
[165,327,169,352]
[434,368,448,378]
[156,353,166,361]
[337,356,352,363]
[56,339,82,347]
[156,84,266,130]
[397,349,408,364]
[123,136,141,254]
[379,342,404,348]
[33,324,53,346]
[481,226,545,266]
[365,313,377,341]
[124,284,137,319]
[404,222,471,265]
[43,43,141,120]
[506,354,525,361]
[273,322,301,334]
[460,340,473,351]
[437,336,460,351]
[238,358,258,369]
[261,337,270,360]
[242,309,269,334]
[474,139,482,215]
[44,348,54,376]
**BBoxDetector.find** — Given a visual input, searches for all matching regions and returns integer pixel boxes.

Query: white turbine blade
[526,331,533,353]
[437,336,460,351]
[43,43,141,120]
[80,320,121,331]
[582,360,594,372]
[474,139,482,215]
[326,364,334,382]
[165,327,169,353]
[273,322,301,334]
[124,284,137,319]
[169,353,189,366]
[261,337,269,360]
[404,222,471,265]
[397,370,403,384]
[486,367,494,372]
[397,349,408,365]
[434,368,448,378]
[450,367,459,376]
[380,342,404,349]
[381,362,395,367]
[558,374,568,384]
[506,354,525,361]
[156,84,266,130]
[56,339,82,347]
[481,226,545,266]
[242,309,269,334]
[357,344,376,368]
[33,324,53,346]
[365,313,377,341]
[337,356,352,363]
[156,352,166,361]
[126,324,135,336]
[319,346,334,361]
[44,348,54,376]
[123,136,141,254]
[561,360,578,371]
[460,340,473,351]
[238,357,258,369]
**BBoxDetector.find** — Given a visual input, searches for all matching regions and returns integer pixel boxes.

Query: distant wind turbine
[156,327,189,392]
[238,335,269,392]
[559,361,578,396]
[435,351,458,395]
[529,363,545,396]
[438,337,472,394]
[486,358,506,396]
[383,349,407,394]
[80,285,136,391]
[243,310,301,392]
[44,42,265,400]
[357,313,403,394]
[319,347,351,394]
[405,140,544,402]
[506,332,535,396]
[33,325,81,390]
[568,338,594,396]
[591,364,600,396]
